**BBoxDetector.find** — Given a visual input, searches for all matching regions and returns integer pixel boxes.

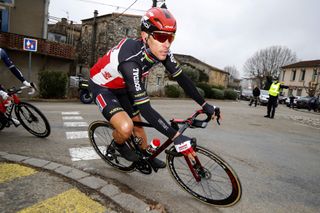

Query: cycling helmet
[141,7,177,33]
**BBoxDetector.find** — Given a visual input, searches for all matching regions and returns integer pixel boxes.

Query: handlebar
[171,107,221,129]
[7,82,37,96]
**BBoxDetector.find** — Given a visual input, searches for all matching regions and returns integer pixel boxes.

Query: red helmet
[141,7,177,33]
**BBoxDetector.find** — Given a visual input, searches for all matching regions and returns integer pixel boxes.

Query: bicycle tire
[166,145,242,206]
[15,102,51,138]
[88,120,135,172]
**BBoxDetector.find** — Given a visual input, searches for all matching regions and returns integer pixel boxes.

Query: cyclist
[89,5,216,168]
[0,48,32,126]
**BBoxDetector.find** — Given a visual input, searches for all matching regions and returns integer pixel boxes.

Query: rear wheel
[88,121,135,172]
[15,102,51,138]
[167,145,242,206]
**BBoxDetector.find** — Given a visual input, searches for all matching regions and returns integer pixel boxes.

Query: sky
[49,0,320,76]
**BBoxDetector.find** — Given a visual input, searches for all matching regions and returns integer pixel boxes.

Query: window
[156,76,161,86]
[124,28,130,36]
[281,70,286,81]
[299,69,305,81]
[290,70,296,81]
[312,68,318,81]
[288,89,293,96]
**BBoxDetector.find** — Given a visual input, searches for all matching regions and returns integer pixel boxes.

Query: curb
[0,151,163,213]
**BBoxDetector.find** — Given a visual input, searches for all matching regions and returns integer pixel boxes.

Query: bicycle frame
[132,110,211,181]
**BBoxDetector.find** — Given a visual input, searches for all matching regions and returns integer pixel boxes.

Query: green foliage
[196,82,212,98]
[196,87,205,98]
[211,84,225,90]
[38,71,67,98]
[224,89,238,100]
[165,85,180,98]
[199,71,209,82]
[211,88,224,99]
[182,66,200,82]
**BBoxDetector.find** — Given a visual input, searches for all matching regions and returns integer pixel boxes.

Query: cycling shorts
[89,80,139,121]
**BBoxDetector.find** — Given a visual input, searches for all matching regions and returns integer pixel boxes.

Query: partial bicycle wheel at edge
[15,102,51,138]
[88,121,135,172]
[166,145,241,206]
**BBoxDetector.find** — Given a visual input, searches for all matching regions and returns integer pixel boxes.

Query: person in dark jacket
[249,85,260,107]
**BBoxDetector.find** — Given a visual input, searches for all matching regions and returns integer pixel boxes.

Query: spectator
[249,85,260,107]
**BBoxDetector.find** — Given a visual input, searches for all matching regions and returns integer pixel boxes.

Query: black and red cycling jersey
[90,38,206,139]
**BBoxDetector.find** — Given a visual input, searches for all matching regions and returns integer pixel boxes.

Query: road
[1,99,319,213]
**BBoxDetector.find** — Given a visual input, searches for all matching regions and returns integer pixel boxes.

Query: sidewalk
[0,152,164,213]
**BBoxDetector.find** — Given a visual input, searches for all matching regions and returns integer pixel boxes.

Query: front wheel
[15,102,51,138]
[166,145,242,207]
[88,121,135,172]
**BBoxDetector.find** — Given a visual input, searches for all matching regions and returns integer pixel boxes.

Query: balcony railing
[0,32,75,60]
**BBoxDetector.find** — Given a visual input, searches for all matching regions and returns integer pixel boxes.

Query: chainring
[135,159,152,174]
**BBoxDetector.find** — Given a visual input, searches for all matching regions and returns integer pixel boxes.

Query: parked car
[259,90,269,105]
[278,95,287,104]
[296,96,320,111]
[296,96,312,109]
[307,97,320,112]
[240,89,253,101]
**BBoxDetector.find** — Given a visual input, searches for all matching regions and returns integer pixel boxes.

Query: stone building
[48,18,81,46]
[174,54,229,88]
[78,11,141,77]
[145,54,229,96]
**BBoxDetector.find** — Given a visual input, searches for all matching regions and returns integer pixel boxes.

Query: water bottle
[146,138,160,155]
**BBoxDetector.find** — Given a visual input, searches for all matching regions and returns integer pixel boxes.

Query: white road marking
[69,146,104,161]
[62,111,80,115]
[66,131,88,139]
[64,122,88,127]
[62,116,83,120]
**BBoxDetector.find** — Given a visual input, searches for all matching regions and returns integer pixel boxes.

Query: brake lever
[28,82,37,95]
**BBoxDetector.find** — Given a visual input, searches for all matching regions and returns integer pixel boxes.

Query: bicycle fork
[184,155,205,182]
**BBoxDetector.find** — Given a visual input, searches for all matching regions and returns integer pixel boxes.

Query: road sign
[23,38,37,52]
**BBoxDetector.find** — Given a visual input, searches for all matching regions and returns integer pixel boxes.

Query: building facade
[0,0,76,96]
[280,60,320,97]
[0,0,49,38]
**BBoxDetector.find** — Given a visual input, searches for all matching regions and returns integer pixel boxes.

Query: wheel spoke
[89,121,134,172]
[168,146,241,206]
[15,103,50,137]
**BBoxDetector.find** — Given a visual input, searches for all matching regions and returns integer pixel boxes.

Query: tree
[224,65,240,79]
[243,46,297,88]
[303,81,320,97]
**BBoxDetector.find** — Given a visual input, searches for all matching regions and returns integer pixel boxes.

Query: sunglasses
[150,32,175,43]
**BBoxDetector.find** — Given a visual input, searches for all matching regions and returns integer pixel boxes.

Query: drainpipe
[90,10,98,67]
[43,0,49,39]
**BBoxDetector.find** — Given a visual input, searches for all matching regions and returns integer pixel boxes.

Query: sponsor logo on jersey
[133,68,141,91]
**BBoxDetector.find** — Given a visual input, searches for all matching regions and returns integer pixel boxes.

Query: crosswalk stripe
[69,147,103,161]
[66,131,88,139]
[62,116,83,120]
[0,163,38,183]
[63,122,88,127]
[17,188,106,213]
[61,111,80,115]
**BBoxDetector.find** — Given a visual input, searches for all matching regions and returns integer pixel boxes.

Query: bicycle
[88,109,241,207]
[0,84,51,138]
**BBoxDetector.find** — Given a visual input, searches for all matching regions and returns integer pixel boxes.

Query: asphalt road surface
[0,99,319,213]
